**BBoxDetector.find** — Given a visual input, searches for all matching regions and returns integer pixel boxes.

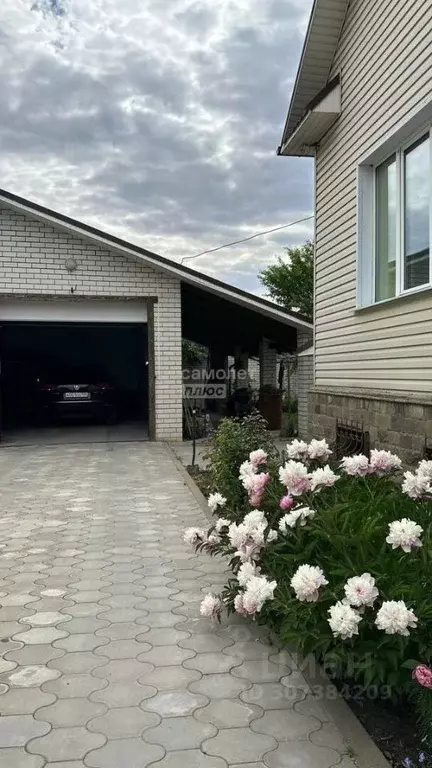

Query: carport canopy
[181,281,307,358]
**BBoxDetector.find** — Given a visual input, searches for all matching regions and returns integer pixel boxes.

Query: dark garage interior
[0,322,149,443]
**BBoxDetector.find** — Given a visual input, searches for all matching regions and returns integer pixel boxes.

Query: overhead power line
[180,214,314,264]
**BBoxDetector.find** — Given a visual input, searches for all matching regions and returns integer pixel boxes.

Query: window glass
[375,155,397,301]
[404,135,430,290]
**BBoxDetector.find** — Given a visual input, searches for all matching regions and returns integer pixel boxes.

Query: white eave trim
[0,193,313,333]
[280,82,341,157]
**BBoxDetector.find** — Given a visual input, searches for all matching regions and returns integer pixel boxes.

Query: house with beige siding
[278,0,432,462]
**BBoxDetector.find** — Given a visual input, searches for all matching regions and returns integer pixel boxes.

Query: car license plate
[63,392,91,400]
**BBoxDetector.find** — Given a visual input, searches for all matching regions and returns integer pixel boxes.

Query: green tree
[259,241,314,320]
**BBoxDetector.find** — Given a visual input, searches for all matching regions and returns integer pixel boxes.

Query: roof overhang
[0,188,313,334]
[279,78,341,156]
[278,0,349,155]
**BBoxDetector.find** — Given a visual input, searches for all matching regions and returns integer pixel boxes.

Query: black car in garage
[34,364,117,424]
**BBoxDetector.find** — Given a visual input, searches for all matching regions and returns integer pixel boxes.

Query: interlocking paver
[27,726,106,761]
[90,681,157,707]
[0,688,55,715]
[137,645,196,666]
[87,706,160,738]
[4,664,60,687]
[195,699,263,729]
[84,738,164,767]
[138,664,201,690]
[190,673,251,699]
[142,689,209,717]
[44,673,107,698]
[144,715,217,750]
[263,740,341,768]
[251,709,321,740]
[202,728,277,764]
[0,714,50,746]
[0,443,357,768]
[184,653,242,675]
[35,698,107,727]
[0,749,45,768]
[240,682,305,710]
[138,628,189,646]
[94,638,151,659]
[93,658,154,682]
[49,652,107,674]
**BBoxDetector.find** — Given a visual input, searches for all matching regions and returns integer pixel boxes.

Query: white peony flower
[375,600,418,636]
[340,454,370,476]
[242,575,277,614]
[417,460,432,481]
[237,562,259,587]
[234,593,247,614]
[386,518,423,553]
[243,509,267,527]
[279,460,311,496]
[279,506,315,531]
[228,513,268,562]
[200,593,222,618]
[239,460,256,482]
[308,439,332,462]
[215,517,230,533]
[402,470,431,499]
[286,439,309,460]
[183,527,205,546]
[249,449,268,468]
[310,466,339,492]
[291,564,328,602]
[267,529,278,543]
[207,493,227,513]
[344,573,379,608]
[328,601,362,639]
[369,449,401,475]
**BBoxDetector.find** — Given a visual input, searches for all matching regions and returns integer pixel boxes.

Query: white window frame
[357,105,432,308]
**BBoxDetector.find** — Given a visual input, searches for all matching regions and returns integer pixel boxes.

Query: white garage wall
[0,205,182,440]
[0,298,148,323]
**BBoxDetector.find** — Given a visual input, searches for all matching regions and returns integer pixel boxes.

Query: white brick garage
[0,204,182,441]
[0,189,312,443]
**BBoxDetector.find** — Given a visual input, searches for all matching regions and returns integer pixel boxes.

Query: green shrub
[205,413,275,512]
[189,440,432,741]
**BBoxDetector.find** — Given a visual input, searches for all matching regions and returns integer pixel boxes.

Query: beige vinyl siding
[314,0,432,393]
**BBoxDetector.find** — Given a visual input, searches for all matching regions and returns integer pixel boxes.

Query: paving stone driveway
[0,442,356,768]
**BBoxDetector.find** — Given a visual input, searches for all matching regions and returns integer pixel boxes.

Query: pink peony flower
[369,449,401,476]
[244,472,270,507]
[280,494,294,511]
[278,461,311,496]
[249,449,268,469]
[412,665,432,689]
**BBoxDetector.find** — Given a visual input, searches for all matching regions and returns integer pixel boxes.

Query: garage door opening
[0,322,150,445]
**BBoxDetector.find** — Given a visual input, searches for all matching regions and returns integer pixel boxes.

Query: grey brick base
[309,387,432,464]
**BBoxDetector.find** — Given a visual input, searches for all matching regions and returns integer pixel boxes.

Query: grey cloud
[0,0,314,289]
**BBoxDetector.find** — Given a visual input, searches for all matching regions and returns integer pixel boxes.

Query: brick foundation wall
[309,387,432,464]
[0,205,183,441]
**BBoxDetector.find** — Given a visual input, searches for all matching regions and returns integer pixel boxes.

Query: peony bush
[185,435,432,738]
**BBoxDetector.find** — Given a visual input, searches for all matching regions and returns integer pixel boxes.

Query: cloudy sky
[0,0,314,295]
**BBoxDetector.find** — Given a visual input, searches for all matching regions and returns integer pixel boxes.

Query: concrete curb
[166,442,391,768]
[165,443,214,526]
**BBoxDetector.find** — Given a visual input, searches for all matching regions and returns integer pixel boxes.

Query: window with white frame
[358,126,431,306]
